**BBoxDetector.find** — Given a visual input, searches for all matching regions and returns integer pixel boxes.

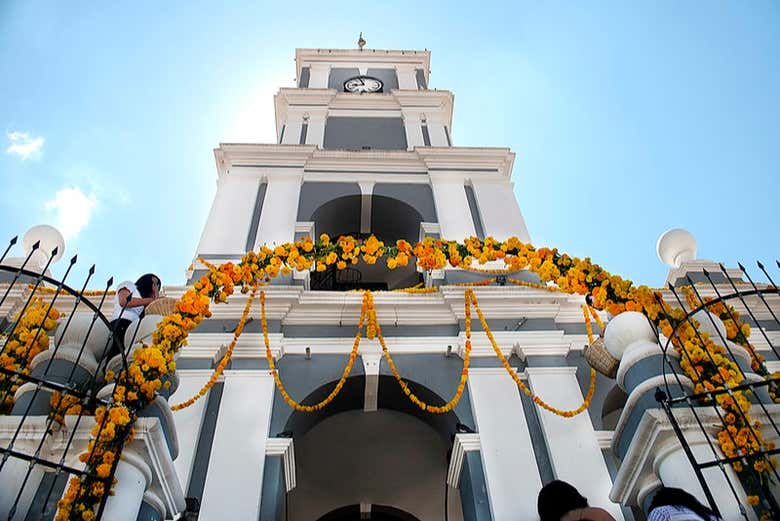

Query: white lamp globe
[21,225,65,269]
[657,229,697,268]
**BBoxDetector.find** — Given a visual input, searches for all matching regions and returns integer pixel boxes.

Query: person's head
[538,480,589,521]
[135,273,161,299]
[649,487,717,519]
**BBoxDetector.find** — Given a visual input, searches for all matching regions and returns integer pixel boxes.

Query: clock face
[344,76,383,94]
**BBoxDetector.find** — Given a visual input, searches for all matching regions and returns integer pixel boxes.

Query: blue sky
[1,1,778,289]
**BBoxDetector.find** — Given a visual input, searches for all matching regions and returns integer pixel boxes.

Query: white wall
[196,175,260,255]
[169,370,214,491]
[199,371,275,521]
[471,180,530,242]
[527,367,624,520]
[468,368,542,521]
[255,173,303,247]
[429,174,476,241]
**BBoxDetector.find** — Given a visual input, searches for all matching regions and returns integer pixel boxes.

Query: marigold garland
[0,297,60,412]
[262,290,365,412]
[169,286,257,411]
[56,232,778,518]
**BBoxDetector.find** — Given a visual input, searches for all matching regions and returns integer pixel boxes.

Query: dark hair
[538,480,588,521]
[649,487,719,520]
[135,273,160,299]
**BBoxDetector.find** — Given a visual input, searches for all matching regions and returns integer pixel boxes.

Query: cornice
[295,48,431,82]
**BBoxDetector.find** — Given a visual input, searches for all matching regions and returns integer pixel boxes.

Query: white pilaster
[427,122,449,147]
[359,182,375,235]
[471,180,530,242]
[308,63,330,89]
[468,368,542,521]
[255,173,303,247]
[200,371,275,521]
[306,113,327,148]
[402,111,424,149]
[395,64,418,90]
[429,174,476,241]
[169,370,214,491]
[196,174,260,255]
[526,367,624,520]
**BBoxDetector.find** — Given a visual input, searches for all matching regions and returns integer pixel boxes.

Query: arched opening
[279,375,465,521]
[308,195,423,291]
[316,503,422,521]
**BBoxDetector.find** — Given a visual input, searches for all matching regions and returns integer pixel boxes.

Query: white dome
[604,311,657,359]
[690,310,727,343]
[656,228,697,268]
[21,225,65,268]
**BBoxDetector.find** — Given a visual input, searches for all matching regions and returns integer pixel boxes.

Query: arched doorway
[265,373,469,521]
[316,503,422,521]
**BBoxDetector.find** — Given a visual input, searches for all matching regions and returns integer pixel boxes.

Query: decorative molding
[266,438,297,492]
[594,430,614,450]
[446,433,481,488]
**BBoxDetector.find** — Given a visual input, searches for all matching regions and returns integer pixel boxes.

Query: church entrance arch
[261,371,482,521]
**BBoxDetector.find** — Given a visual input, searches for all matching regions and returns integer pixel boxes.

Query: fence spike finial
[31,240,40,251]
[757,260,765,270]
[88,264,95,275]
[738,262,746,272]
[68,255,77,265]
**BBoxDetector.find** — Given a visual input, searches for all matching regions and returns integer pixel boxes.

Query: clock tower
[193,44,531,289]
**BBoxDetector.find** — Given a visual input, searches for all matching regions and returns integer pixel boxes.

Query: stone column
[527,367,624,521]
[169,370,215,491]
[196,174,261,256]
[308,63,330,89]
[255,173,303,248]
[467,368,542,520]
[402,111,425,149]
[429,174,476,241]
[199,371,275,520]
[395,64,418,90]
[470,180,531,242]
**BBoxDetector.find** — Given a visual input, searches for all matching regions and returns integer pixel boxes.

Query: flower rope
[369,289,471,414]
[468,289,597,417]
[262,289,365,412]
[169,285,258,411]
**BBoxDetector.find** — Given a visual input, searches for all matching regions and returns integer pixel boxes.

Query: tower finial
[358,32,366,50]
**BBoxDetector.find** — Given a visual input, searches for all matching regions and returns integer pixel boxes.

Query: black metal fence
[654,261,780,520]
[0,236,141,520]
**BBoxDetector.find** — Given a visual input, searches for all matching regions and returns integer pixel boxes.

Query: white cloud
[44,187,98,240]
[6,131,45,160]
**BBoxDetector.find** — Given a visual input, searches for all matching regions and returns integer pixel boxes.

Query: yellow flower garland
[56,233,776,519]
[169,285,257,411]
[262,290,365,412]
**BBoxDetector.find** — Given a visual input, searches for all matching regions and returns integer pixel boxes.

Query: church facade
[1,43,778,521]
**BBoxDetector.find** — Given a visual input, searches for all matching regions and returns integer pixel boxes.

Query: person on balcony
[107,273,161,358]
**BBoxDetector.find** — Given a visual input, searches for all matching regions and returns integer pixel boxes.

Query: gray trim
[259,455,286,521]
[520,389,555,484]
[328,68,361,90]
[421,124,431,146]
[245,182,267,252]
[304,169,428,175]
[24,471,68,521]
[137,500,163,521]
[366,68,399,91]
[429,168,498,172]
[602,450,637,521]
[279,124,285,144]
[525,355,568,367]
[459,451,493,521]
[297,182,361,221]
[186,381,225,500]
[444,126,452,146]
[298,67,310,88]
[415,69,428,90]
[282,324,459,337]
[464,185,485,239]
[323,117,408,151]
[196,253,244,260]
[299,123,308,145]
[373,183,438,222]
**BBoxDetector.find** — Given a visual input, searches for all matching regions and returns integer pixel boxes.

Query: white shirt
[112,281,145,321]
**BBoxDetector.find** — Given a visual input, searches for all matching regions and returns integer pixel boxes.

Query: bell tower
[193,44,530,286]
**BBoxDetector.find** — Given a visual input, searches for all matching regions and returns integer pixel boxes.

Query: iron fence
[654,261,780,520]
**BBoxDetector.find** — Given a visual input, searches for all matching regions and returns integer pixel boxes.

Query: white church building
[1,42,778,521]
